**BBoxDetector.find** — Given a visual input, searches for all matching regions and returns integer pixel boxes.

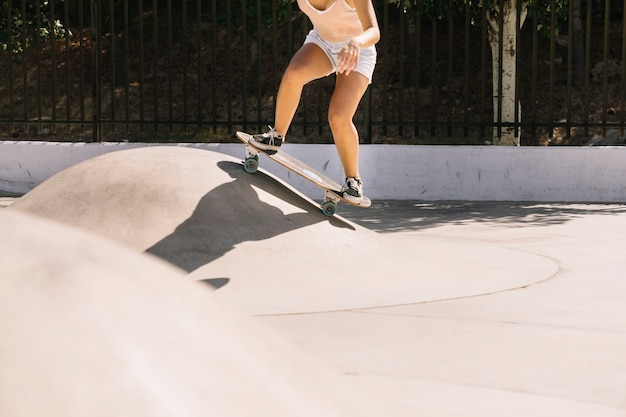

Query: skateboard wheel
[244,156,259,173]
[321,201,337,217]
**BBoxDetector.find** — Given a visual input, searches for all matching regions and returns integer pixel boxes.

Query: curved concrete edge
[0,209,396,417]
[8,146,559,318]
[2,140,626,202]
[194,231,561,316]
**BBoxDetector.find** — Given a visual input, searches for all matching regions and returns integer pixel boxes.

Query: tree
[485,1,527,145]
[389,0,568,145]
[0,0,69,53]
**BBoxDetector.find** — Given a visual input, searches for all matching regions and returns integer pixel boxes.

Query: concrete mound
[11,146,331,257]
[0,209,394,417]
[10,146,559,315]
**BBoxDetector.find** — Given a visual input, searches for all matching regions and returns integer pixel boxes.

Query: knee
[328,105,351,129]
[282,65,307,87]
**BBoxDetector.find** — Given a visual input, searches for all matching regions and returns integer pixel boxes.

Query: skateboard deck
[235,131,371,216]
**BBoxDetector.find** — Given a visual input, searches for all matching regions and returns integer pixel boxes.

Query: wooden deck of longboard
[235,131,371,209]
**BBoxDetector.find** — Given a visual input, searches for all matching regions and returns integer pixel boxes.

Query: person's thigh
[285,43,334,84]
[329,72,369,119]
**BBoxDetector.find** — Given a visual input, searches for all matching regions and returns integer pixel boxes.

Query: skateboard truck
[244,146,260,173]
[322,190,341,217]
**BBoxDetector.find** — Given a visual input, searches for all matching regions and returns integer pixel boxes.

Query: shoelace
[345,178,362,195]
[264,125,280,146]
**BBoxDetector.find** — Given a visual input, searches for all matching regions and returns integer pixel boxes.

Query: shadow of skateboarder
[146,161,353,273]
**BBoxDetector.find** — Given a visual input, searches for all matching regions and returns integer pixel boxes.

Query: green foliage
[0,0,70,53]
[216,0,294,33]
[526,0,569,37]
[385,0,569,34]
[0,0,576,53]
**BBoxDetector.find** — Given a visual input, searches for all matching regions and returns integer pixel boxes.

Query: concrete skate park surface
[2,145,626,416]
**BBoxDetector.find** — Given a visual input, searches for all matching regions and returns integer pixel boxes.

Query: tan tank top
[297,0,364,43]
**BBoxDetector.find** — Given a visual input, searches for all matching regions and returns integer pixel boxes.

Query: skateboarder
[249,0,380,204]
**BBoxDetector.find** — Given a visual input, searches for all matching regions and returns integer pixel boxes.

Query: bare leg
[274,43,333,137]
[328,72,370,178]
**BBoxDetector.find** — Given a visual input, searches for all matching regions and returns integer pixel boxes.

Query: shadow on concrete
[201,278,231,289]
[341,201,626,233]
[146,161,354,273]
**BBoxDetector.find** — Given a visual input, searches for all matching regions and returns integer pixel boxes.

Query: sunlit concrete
[4,146,626,416]
[0,209,393,417]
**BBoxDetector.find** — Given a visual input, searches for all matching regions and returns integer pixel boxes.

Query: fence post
[362,86,372,144]
[91,0,102,142]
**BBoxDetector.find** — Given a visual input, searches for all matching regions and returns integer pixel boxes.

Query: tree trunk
[486,1,527,146]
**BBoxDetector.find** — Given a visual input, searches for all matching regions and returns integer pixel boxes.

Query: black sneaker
[341,177,363,204]
[250,126,284,153]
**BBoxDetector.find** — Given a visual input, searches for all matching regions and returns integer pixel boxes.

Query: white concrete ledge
[1,141,625,202]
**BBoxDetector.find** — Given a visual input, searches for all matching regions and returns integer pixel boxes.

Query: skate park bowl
[5,144,626,417]
[9,146,559,316]
[0,208,396,417]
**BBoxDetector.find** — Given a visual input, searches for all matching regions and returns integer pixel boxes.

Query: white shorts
[304,29,377,84]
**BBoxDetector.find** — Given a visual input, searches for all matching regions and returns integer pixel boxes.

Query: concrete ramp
[10,146,559,316]
[0,209,396,417]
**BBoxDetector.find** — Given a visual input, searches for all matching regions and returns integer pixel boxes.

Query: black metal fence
[0,0,624,145]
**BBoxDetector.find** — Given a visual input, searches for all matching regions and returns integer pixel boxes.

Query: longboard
[235,131,371,216]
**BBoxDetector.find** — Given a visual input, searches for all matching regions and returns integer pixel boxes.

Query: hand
[337,39,361,75]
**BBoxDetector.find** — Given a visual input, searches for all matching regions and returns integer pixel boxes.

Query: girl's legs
[270,40,370,198]
[274,43,333,137]
[328,71,370,179]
